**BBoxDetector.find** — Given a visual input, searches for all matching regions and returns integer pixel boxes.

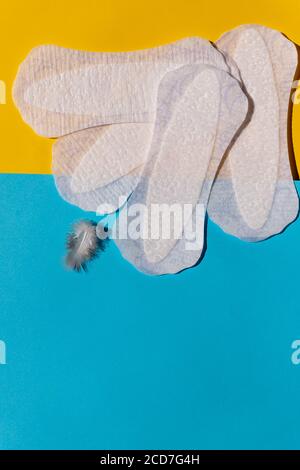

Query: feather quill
[65,220,107,272]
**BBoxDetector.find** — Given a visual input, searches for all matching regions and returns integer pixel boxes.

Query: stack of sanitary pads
[13,24,299,274]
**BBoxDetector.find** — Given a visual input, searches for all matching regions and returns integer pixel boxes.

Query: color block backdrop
[0,0,300,450]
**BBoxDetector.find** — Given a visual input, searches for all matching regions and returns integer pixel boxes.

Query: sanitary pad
[12,25,299,275]
[13,38,230,137]
[43,37,234,214]
[208,24,299,240]
[114,64,248,274]
[53,125,151,213]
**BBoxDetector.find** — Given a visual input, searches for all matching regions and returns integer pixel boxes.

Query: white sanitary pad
[13,38,230,136]
[45,36,233,215]
[53,125,151,213]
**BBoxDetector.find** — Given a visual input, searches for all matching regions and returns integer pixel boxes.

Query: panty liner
[13,38,231,137]
[207,24,299,240]
[13,26,298,276]
[114,64,248,274]
[53,125,152,213]
[47,37,236,213]
[55,25,298,243]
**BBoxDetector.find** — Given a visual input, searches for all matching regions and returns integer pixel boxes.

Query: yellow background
[0,0,299,174]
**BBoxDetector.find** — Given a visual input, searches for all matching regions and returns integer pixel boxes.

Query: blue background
[0,174,299,450]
